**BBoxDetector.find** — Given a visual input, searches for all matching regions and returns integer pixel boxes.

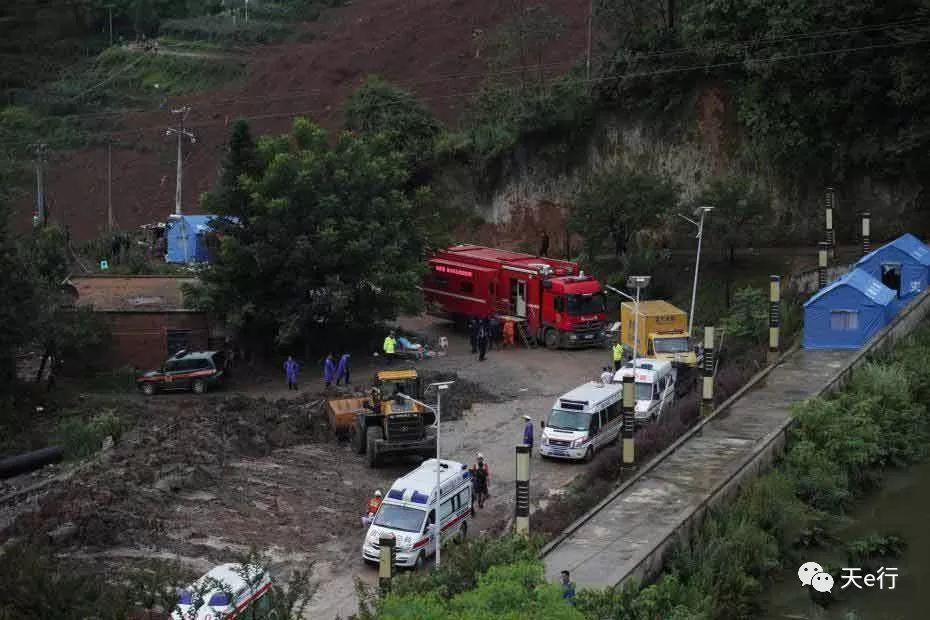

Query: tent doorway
[881,263,902,297]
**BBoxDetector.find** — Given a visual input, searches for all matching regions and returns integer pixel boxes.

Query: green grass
[56,411,124,460]
[160,16,293,46]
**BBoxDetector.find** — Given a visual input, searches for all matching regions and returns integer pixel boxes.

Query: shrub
[390,535,544,600]
[160,16,292,45]
[56,411,123,460]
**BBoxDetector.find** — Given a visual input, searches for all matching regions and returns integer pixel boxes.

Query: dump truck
[325,369,436,467]
[619,300,702,396]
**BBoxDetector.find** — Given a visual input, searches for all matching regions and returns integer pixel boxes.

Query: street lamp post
[401,380,454,569]
[627,276,651,364]
[678,206,714,337]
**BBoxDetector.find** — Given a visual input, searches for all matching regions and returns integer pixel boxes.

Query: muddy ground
[0,315,608,619]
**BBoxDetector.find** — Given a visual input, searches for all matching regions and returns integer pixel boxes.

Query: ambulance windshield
[375,504,427,533]
[548,410,591,432]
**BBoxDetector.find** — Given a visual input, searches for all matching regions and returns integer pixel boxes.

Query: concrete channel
[541,286,930,590]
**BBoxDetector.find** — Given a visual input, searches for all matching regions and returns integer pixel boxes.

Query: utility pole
[31,143,48,228]
[245,0,249,23]
[166,106,196,216]
[585,0,593,82]
[106,4,114,46]
[107,140,114,232]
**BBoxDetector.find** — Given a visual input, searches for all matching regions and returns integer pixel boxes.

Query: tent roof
[167,214,233,233]
[855,233,930,268]
[804,268,896,308]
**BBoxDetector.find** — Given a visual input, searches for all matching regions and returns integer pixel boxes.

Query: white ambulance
[172,562,274,620]
[613,358,676,425]
[362,458,472,569]
[539,380,624,461]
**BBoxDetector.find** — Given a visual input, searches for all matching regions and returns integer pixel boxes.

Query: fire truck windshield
[653,337,690,353]
[566,294,605,315]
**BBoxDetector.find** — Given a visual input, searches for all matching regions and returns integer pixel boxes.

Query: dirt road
[0,315,608,619]
[305,315,606,618]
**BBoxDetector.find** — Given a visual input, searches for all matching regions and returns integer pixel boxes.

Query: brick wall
[105,312,209,370]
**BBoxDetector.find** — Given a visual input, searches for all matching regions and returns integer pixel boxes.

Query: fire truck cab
[423,245,608,349]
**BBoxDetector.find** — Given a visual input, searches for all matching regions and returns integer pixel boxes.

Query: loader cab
[374,369,430,419]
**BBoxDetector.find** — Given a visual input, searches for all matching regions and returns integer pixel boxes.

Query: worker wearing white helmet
[362,489,383,528]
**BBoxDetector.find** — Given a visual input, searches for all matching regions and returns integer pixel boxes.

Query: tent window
[830,311,859,331]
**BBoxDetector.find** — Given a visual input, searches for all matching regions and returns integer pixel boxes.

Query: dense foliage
[596,0,930,187]
[192,117,428,349]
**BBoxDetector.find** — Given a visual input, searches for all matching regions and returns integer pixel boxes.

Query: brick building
[65,275,212,370]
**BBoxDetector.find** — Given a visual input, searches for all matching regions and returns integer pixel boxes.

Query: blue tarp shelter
[854,233,930,301]
[803,268,897,350]
[166,215,222,264]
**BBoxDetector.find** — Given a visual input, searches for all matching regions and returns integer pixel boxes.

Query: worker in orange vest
[362,490,383,528]
[502,319,515,348]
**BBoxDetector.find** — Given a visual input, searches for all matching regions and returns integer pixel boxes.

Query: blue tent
[854,233,930,301]
[803,268,897,350]
[166,215,223,264]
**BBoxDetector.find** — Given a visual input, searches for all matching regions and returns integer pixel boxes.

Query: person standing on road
[284,356,299,391]
[362,489,383,528]
[522,415,534,456]
[383,331,397,365]
[488,314,501,350]
[469,316,479,354]
[561,570,576,601]
[612,341,624,370]
[323,353,336,387]
[477,320,489,361]
[336,353,351,385]
[502,319,515,348]
[539,231,550,257]
[471,453,490,509]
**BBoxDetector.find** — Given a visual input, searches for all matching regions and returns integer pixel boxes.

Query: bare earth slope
[14,0,587,241]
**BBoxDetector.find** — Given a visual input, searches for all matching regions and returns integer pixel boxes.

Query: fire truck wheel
[544,328,560,350]
[141,382,155,396]
[192,379,206,394]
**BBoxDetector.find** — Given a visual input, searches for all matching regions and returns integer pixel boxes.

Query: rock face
[469,88,927,246]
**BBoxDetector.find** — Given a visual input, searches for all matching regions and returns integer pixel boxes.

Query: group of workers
[468,315,516,361]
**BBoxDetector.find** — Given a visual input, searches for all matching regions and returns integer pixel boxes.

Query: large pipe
[0,446,64,480]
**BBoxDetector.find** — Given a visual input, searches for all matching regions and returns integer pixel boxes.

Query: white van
[362,458,472,569]
[614,358,676,425]
[539,381,623,461]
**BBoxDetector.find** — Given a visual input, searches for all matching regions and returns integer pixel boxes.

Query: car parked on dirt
[136,350,227,396]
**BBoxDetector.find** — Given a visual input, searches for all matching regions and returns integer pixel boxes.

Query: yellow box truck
[619,300,700,367]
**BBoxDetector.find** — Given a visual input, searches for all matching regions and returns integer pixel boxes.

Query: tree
[192,117,427,350]
[344,77,442,175]
[20,225,111,384]
[570,164,678,259]
[489,4,565,86]
[204,119,261,223]
[0,199,38,395]
[722,286,767,343]
[696,175,770,265]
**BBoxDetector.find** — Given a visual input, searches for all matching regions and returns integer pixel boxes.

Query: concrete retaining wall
[542,285,930,589]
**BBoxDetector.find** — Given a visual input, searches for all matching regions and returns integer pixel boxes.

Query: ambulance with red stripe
[171,563,274,620]
[362,458,472,569]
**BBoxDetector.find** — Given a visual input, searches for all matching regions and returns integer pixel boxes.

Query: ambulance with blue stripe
[362,458,473,569]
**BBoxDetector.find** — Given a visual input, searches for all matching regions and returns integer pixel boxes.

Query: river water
[758,461,930,620]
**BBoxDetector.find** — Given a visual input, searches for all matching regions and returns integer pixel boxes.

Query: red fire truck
[422,245,608,348]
